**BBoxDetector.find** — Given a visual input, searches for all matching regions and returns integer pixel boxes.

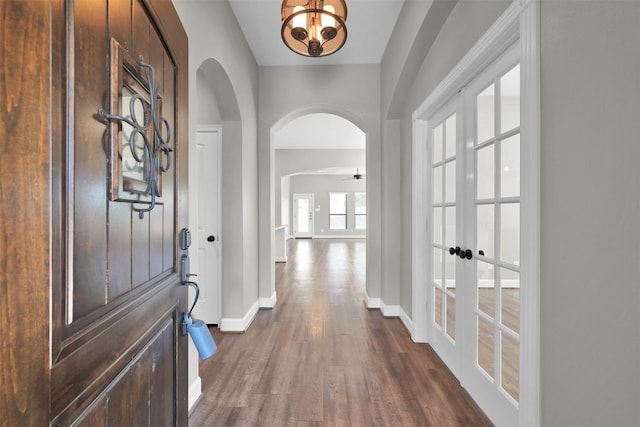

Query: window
[329,192,347,230]
[354,192,366,229]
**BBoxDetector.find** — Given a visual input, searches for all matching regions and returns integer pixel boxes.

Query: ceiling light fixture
[281,0,347,57]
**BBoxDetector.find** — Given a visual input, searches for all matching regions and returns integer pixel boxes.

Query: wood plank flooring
[189,238,492,426]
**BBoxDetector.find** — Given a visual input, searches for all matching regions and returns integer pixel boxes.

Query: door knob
[449,246,461,256]
[207,235,216,242]
[459,249,473,260]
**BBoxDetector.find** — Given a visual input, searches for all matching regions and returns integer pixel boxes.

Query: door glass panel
[500,134,520,198]
[434,287,443,329]
[476,144,495,200]
[433,123,443,164]
[477,84,495,144]
[445,250,456,291]
[445,160,456,203]
[445,113,456,158]
[500,203,520,265]
[477,204,495,258]
[500,64,520,133]
[433,248,443,286]
[502,333,520,401]
[446,294,456,340]
[444,206,456,248]
[296,198,309,233]
[433,165,443,204]
[477,261,495,317]
[433,207,443,245]
[501,268,520,334]
[478,316,495,379]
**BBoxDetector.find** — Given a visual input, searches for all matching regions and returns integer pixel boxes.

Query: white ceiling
[228,0,405,66]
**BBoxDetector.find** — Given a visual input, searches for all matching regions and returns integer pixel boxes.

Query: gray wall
[289,175,367,238]
[259,65,382,306]
[175,0,259,319]
[539,1,640,425]
[173,0,259,398]
[275,148,365,228]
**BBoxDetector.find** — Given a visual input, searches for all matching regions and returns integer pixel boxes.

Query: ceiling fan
[343,168,365,181]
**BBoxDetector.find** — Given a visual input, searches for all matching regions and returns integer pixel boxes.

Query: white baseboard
[259,292,277,308]
[365,294,417,342]
[380,300,400,317]
[314,235,366,239]
[364,292,380,309]
[275,256,287,263]
[399,307,416,339]
[220,299,259,332]
[188,376,202,412]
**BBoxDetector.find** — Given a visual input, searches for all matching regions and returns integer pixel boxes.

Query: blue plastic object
[184,312,217,360]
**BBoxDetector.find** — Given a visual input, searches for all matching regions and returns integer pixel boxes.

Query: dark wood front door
[0,1,189,425]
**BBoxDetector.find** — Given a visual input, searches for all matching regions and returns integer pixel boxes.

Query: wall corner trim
[220,299,260,332]
[400,307,417,341]
[259,292,278,308]
[380,301,400,317]
[364,292,380,309]
[188,376,202,412]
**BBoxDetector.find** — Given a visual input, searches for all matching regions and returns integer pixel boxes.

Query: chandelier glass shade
[281,0,347,57]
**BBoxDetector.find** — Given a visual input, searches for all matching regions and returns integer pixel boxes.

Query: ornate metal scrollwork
[98,56,172,219]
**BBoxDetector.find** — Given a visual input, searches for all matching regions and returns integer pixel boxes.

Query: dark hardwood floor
[189,238,492,426]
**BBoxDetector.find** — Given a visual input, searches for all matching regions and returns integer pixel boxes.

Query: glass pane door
[428,98,462,375]
[472,61,521,405]
[297,198,310,233]
[293,194,314,238]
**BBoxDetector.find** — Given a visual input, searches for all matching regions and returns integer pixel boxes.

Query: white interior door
[196,128,221,324]
[426,45,523,426]
[462,45,521,427]
[292,193,314,238]
[428,97,463,377]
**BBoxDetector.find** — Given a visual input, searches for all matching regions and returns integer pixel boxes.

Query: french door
[428,44,522,426]
[428,96,463,378]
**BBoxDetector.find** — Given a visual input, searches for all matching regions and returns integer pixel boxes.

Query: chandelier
[281,0,348,57]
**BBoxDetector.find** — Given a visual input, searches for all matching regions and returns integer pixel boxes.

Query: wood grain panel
[132,209,151,285]
[108,0,132,53]
[51,284,179,417]
[108,200,133,301]
[1,0,189,425]
[71,397,107,427]
[72,0,109,319]
[162,50,176,272]
[0,2,51,425]
[150,205,165,278]
[133,0,151,63]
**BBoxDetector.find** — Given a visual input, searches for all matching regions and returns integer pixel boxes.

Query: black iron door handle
[207,235,216,242]
[449,246,461,256]
[459,249,473,260]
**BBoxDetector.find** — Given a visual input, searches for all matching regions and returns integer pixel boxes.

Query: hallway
[189,238,491,426]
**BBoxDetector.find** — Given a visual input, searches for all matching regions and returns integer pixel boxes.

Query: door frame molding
[194,125,222,324]
[411,1,540,425]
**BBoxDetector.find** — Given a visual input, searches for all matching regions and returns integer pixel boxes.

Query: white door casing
[196,127,221,324]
